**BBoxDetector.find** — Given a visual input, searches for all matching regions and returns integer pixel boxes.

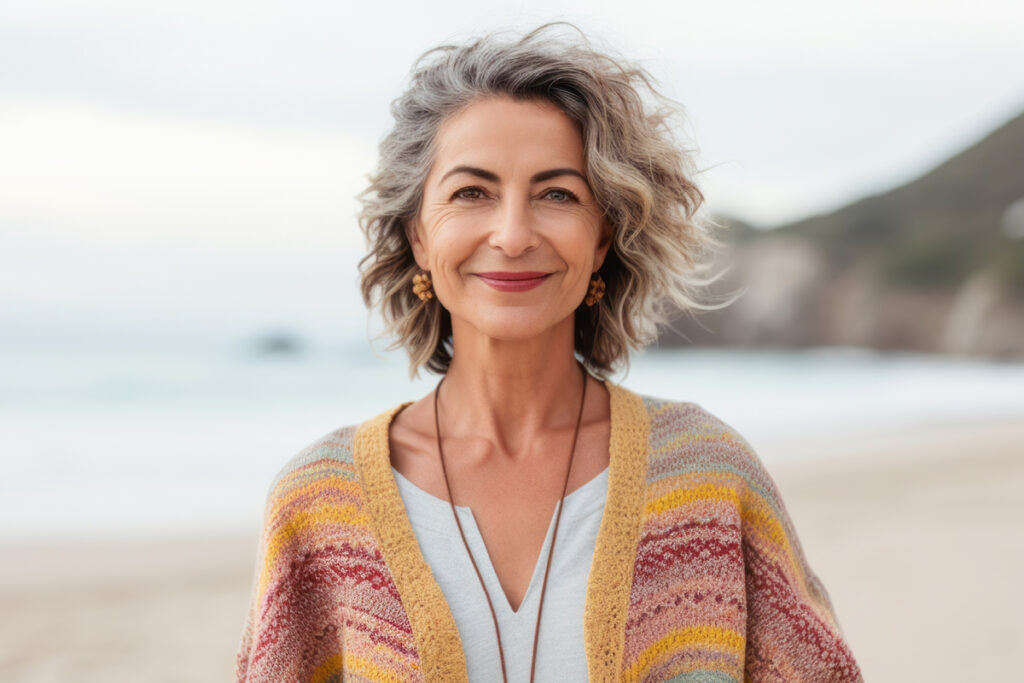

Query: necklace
[432,366,588,683]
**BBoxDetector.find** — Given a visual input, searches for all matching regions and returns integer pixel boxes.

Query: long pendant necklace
[433,366,588,683]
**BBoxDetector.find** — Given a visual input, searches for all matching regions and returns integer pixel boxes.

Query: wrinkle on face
[406,95,611,342]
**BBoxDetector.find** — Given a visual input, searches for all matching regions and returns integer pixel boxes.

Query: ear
[592,219,613,271]
[404,217,430,271]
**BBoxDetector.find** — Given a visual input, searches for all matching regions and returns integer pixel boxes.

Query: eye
[451,186,487,201]
[542,188,579,203]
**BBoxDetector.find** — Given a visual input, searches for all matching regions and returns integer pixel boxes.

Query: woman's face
[407,96,610,345]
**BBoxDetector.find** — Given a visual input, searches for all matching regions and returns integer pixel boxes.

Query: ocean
[2,344,1022,540]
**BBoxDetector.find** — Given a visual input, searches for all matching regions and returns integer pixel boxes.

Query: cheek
[421,214,476,266]
[547,217,603,266]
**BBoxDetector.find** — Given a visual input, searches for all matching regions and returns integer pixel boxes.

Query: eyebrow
[439,165,589,186]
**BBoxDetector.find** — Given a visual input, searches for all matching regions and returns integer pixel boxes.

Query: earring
[412,271,434,301]
[585,272,605,306]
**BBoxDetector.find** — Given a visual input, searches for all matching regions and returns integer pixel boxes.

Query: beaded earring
[412,271,434,301]
[584,272,605,306]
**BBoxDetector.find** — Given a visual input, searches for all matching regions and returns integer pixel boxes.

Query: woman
[236,25,862,682]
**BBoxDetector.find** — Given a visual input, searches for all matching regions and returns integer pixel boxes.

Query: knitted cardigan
[236,383,863,682]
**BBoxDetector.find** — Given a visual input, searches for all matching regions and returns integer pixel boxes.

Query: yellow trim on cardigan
[353,404,470,683]
[583,383,651,682]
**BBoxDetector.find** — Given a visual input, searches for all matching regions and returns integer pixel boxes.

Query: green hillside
[774,110,1024,290]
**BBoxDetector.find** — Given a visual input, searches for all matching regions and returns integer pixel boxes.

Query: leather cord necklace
[433,366,588,683]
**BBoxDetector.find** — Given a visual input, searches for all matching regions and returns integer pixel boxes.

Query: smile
[473,271,551,292]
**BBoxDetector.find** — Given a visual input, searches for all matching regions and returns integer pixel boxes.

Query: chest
[390,423,610,612]
[455,468,569,612]
[393,465,607,681]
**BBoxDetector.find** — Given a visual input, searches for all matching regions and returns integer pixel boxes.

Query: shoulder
[258,417,378,532]
[620,387,778,501]
[259,399,409,519]
[631,391,804,545]
[641,394,756,461]
[253,414,389,560]
[264,423,362,505]
[622,386,759,462]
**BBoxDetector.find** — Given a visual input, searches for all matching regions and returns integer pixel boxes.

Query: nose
[487,195,540,257]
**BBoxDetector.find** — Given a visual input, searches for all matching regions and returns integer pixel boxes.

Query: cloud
[0,99,376,252]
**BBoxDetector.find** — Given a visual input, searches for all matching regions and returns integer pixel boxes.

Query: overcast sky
[2,0,1023,347]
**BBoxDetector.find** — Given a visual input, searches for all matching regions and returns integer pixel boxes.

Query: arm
[738,446,863,682]
[234,529,265,683]
[234,477,347,683]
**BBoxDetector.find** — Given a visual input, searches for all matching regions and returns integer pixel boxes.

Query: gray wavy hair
[359,23,732,377]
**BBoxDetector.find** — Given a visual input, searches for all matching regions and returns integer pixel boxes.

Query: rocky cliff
[660,110,1024,358]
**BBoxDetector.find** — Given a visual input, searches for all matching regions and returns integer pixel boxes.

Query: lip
[473,271,551,292]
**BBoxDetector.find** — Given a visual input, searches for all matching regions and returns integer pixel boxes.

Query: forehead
[429,96,585,177]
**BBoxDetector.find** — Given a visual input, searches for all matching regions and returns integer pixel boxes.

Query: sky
[2,0,1023,348]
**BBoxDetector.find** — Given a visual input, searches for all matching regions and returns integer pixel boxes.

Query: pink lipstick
[474,271,551,292]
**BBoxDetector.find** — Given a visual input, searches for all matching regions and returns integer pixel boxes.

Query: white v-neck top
[391,466,609,683]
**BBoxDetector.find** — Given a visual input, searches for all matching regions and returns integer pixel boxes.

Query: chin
[476,319,553,343]
[455,305,574,344]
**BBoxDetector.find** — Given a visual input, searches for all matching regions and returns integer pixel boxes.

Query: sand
[762,416,1024,681]
[1,416,1021,682]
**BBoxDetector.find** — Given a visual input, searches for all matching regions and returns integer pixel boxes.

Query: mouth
[473,271,551,292]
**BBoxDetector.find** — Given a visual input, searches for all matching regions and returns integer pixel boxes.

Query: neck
[439,316,587,459]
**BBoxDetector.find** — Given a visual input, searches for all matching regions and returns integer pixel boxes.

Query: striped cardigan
[236,383,863,682]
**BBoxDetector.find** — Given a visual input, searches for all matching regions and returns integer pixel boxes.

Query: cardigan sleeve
[235,423,431,682]
[736,441,864,682]
[235,487,305,683]
[234,474,348,683]
[234,519,265,683]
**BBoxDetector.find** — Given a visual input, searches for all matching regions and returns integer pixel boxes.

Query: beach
[763,416,1024,681]
[1,415,1021,682]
